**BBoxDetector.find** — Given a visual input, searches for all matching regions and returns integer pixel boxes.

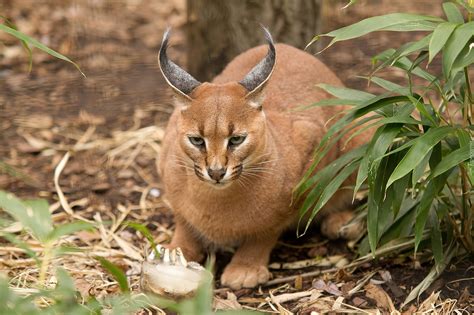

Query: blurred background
[0,0,442,206]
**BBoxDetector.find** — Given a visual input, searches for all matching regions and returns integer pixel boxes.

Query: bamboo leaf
[323,13,443,48]
[380,20,440,32]
[295,98,361,110]
[393,34,432,61]
[442,22,474,77]
[367,148,404,254]
[412,150,432,188]
[296,114,377,189]
[442,2,464,23]
[429,22,458,63]
[354,124,402,198]
[414,172,449,253]
[365,76,404,92]
[300,162,360,236]
[379,199,418,245]
[429,145,471,179]
[316,84,374,101]
[297,145,367,200]
[0,24,85,76]
[386,126,455,188]
[451,40,474,75]
[374,49,438,83]
[402,243,455,307]
[407,95,439,126]
[1,17,33,72]
[429,207,443,271]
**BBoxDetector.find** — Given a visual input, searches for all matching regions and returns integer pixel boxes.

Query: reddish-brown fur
[159,44,369,289]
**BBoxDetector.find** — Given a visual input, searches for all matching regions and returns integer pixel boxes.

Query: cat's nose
[207,168,226,182]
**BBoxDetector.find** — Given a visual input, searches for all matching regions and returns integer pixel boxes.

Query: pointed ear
[172,94,193,111]
[246,90,266,109]
[158,27,201,101]
[239,26,276,106]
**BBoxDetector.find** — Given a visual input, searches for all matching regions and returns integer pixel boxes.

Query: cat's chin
[206,180,233,190]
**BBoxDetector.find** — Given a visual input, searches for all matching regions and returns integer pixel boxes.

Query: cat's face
[175,83,267,188]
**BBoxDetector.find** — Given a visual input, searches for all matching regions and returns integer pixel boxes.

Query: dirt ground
[0,0,472,313]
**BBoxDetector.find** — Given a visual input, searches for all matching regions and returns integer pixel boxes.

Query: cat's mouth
[193,164,242,188]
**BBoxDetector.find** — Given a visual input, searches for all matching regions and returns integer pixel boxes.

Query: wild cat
[157,27,367,289]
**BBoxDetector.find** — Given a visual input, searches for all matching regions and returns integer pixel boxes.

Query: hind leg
[320,210,364,240]
[318,188,364,240]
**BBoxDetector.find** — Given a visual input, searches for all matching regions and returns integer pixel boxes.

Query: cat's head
[159,27,276,188]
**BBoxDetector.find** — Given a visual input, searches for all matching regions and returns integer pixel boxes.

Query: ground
[0,0,472,313]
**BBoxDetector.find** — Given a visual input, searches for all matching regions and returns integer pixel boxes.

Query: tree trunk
[186,0,322,81]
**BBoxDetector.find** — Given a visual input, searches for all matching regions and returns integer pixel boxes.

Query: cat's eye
[229,135,246,146]
[189,136,205,147]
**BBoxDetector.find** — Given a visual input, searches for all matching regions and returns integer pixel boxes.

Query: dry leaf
[365,283,397,313]
[213,292,242,310]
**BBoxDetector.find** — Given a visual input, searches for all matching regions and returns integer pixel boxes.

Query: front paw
[221,263,271,290]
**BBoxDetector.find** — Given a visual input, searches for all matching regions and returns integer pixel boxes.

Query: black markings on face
[228,123,235,136]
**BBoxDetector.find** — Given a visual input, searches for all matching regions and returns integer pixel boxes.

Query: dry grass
[1,109,470,314]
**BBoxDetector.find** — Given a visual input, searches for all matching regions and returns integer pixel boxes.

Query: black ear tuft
[159,27,201,98]
[239,26,276,97]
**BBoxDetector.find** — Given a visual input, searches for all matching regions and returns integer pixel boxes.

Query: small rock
[149,187,161,198]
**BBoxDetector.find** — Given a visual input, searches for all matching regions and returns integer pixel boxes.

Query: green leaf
[412,149,432,188]
[442,2,464,23]
[297,145,367,200]
[96,256,129,293]
[322,13,443,49]
[367,147,405,254]
[429,22,458,63]
[295,98,361,110]
[374,49,438,83]
[414,162,449,252]
[125,222,160,258]
[354,124,403,197]
[429,207,443,271]
[365,76,404,92]
[300,162,360,236]
[402,242,455,307]
[316,83,374,101]
[380,203,417,246]
[454,0,474,13]
[429,145,471,179]
[380,20,440,32]
[394,34,432,61]
[0,24,85,76]
[297,114,377,188]
[442,22,474,77]
[370,37,432,82]
[386,126,455,188]
[46,221,94,242]
[1,18,33,72]
[468,141,474,184]
[451,40,474,75]
[0,192,53,242]
[408,95,439,126]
